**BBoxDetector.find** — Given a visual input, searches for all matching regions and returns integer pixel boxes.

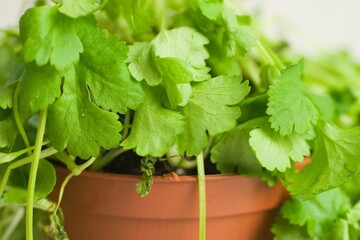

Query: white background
[1,0,360,60]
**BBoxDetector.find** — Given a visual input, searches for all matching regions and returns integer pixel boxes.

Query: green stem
[122,110,131,140]
[55,157,96,214]
[53,151,78,171]
[0,141,50,164]
[13,83,31,150]
[203,135,213,161]
[25,106,48,240]
[89,148,129,171]
[196,152,206,240]
[256,40,285,78]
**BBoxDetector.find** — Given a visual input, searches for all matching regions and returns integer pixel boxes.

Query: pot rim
[56,165,252,183]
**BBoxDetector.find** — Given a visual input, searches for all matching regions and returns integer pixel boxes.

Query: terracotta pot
[51,167,287,240]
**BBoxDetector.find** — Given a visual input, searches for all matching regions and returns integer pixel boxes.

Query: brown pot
[51,167,287,240]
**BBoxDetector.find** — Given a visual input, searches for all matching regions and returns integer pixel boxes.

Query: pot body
[51,168,287,240]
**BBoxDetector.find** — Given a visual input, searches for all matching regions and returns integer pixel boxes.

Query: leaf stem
[54,157,96,214]
[89,148,129,171]
[121,110,131,140]
[203,135,213,161]
[26,106,48,240]
[196,152,206,240]
[256,40,285,77]
[0,141,50,164]
[13,83,31,150]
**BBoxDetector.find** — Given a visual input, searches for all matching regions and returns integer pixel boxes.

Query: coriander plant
[1,0,360,240]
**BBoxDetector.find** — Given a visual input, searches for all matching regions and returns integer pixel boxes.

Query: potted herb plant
[1,0,360,240]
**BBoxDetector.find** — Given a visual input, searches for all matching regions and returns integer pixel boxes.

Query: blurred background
[0,0,360,60]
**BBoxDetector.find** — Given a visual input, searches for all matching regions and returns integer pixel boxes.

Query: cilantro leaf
[121,86,185,157]
[4,159,56,203]
[127,27,210,107]
[0,81,16,110]
[210,122,264,175]
[267,61,319,136]
[103,0,155,34]
[59,0,110,18]
[249,122,310,172]
[0,109,17,148]
[189,1,256,58]
[79,28,144,113]
[20,6,84,70]
[279,188,351,238]
[155,57,194,84]
[152,27,210,74]
[288,120,360,197]
[221,8,256,57]
[18,63,62,114]
[128,27,211,88]
[127,42,162,85]
[271,216,310,240]
[178,76,250,155]
[199,0,223,21]
[0,45,24,109]
[46,67,122,159]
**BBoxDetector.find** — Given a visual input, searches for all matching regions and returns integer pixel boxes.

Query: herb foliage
[1,0,360,239]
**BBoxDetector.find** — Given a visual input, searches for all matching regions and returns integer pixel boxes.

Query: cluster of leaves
[2,0,360,239]
[211,58,360,196]
[270,50,360,240]
[272,186,360,239]
[0,1,259,236]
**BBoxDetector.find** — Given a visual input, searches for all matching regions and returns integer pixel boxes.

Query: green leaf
[0,109,17,148]
[238,93,268,122]
[161,81,193,108]
[249,122,310,172]
[121,86,184,156]
[103,0,155,34]
[267,61,319,136]
[280,188,351,238]
[288,120,360,197]
[128,27,211,88]
[59,0,110,18]
[189,2,256,58]
[0,46,18,86]
[127,42,162,85]
[0,46,24,109]
[221,8,257,57]
[20,6,84,70]
[46,67,122,159]
[210,123,264,175]
[0,82,16,110]
[272,216,310,240]
[347,201,360,224]
[178,76,250,155]
[331,219,349,240]
[4,159,56,203]
[155,57,194,84]
[152,27,210,79]
[18,63,62,114]
[199,0,223,21]
[79,28,144,113]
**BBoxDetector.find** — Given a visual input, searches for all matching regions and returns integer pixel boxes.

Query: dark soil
[100,150,220,176]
